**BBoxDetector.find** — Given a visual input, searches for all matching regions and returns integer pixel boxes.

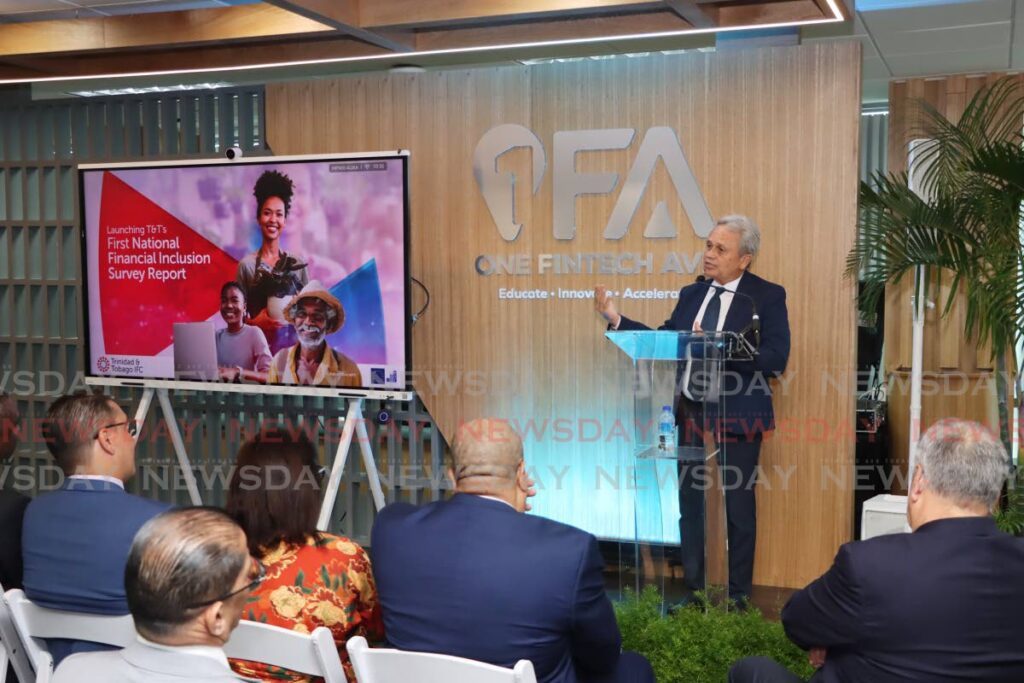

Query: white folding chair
[346,636,537,683]
[225,621,346,683]
[3,589,136,683]
[0,585,34,683]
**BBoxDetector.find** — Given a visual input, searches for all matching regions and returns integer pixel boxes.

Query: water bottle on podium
[658,405,676,452]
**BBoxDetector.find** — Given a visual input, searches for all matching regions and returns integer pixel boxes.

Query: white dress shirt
[136,635,231,670]
[683,273,744,400]
[692,273,743,333]
[476,494,516,510]
[68,474,125,489]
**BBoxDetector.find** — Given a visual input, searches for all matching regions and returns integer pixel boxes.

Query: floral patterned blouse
[229,533,385,682]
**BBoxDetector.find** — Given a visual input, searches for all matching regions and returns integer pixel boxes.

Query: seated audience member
[266,282,360,387]
[22,391,170,664]
[371,418,655,683]
[225,427,384,682]
[730,418,1024,683]
[53,507,260,683]
[0,392,30,590]
[216,280,272,383]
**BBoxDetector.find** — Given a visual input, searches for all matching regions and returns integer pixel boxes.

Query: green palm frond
[850,77,1024,360]
[912,78,1024,197]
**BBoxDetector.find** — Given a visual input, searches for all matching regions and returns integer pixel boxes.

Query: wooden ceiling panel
[0,4,333,57]
[413,11,693,52]
[0,36,385,80]
[0,0,845,82]
[262,0,414,51]
[360,0,663,30]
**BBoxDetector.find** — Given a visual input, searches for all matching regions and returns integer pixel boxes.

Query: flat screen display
[80,153,410,393]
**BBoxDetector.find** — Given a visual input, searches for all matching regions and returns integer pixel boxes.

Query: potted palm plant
[847,77,1024,532]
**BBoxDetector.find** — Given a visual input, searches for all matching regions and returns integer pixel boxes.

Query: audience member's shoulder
[375,500,428,524]
[518,509,597,544]
[52,649,124,682]
[317,531,369,556]
[0,488,30,511]
[121,491,173,515]
[847,530,915,557]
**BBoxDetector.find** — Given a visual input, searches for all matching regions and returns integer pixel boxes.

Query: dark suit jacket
[0,488,30,590]
[782,517,1024,682]
[370,494,622,683]
[617,271,790,434]
[22,478,170,663]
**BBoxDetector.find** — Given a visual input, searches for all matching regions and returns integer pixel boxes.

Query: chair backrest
[346,636,537,683]
[0,583,25,683]
[3,589,136,683]
[225,621,346,683]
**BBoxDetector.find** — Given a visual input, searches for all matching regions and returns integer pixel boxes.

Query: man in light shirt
[54,508,260,683]
[595,214,791,606]
[22,391,170,664]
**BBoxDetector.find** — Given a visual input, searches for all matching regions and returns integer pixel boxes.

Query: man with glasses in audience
[22,390,171,664]
[54,508,261,682]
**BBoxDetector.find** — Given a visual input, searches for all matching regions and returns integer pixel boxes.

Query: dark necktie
[700,287,722,332]
[685,288,722,401]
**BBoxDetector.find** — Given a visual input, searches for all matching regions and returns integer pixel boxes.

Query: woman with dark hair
[237,170,310,354]
[225,427,383,682]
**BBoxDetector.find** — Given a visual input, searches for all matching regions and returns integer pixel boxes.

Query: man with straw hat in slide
[267,281,361,387]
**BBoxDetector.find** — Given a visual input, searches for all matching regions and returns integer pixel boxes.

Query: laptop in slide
[172,322,219,381]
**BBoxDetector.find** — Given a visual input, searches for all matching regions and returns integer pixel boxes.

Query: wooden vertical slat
[125,99,143,157]
[142,97,161,157]
[161,96,179,156]
[182,96,199,155]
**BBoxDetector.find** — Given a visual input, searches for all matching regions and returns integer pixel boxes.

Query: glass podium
[605,330,755,611]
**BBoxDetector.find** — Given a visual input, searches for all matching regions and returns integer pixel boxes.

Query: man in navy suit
[596,214,790,604]
[730,418,1024,682]
[22,391,170,664]
[371,418,655,683]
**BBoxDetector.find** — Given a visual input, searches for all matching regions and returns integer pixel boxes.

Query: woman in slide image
[226,427,384,682]
[215,281,271,383]
[237,170,309,354]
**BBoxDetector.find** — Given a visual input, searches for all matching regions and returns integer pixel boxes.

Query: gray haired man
[596,214,791,605]
[731,419,1024,682]
[54,508,261,682]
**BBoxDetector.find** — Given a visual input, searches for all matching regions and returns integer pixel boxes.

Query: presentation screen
[80,153,410,394]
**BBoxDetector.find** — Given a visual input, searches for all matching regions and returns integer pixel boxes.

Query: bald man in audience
[54,507,259,682]
[371,418,655,683]
[0,392,30,590]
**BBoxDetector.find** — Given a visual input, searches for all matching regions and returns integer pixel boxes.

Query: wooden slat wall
[886,74,1016,486]
[266,42,861,588]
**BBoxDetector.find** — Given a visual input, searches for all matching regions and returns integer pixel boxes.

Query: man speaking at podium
[595,214,790,606]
